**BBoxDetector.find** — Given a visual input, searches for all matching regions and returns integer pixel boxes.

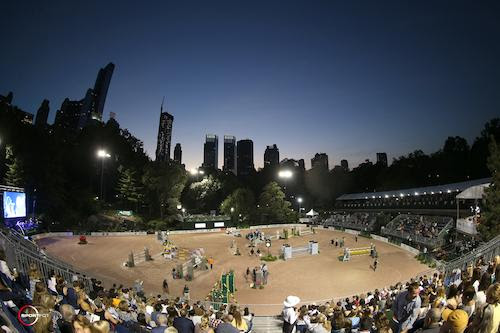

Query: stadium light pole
[97,149,111,202]
[297,197,303,216]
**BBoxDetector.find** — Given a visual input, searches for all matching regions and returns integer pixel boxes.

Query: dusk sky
[1,1,499,170]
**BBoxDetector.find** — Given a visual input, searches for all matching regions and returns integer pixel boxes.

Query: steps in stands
[251,316,282,333]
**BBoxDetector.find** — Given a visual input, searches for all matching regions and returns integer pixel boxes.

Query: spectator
[391,283,421,333]
[420,308,441,333]
[440,309,468,333]
[195,315,214,333]
[174,308,195,333]
[231,310,247,332]
[282,296,300,333]
[92,320,111,333]
[467,283,500,333]
[215,315,239,333]
[153,314,169,333]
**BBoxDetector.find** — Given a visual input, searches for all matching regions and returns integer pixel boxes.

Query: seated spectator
[58,304,76,333]
[92,320,111,333]
[153,314,169,333]
[195,315,214,333]
[440,309,468,333]
[231,310,247,332]
[215,315,239,333]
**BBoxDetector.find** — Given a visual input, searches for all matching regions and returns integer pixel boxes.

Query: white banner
[371,235,388,243]
[344,229,360,235]
[195,223,207,229]
[456,218,478,235]
[214,222,225,228]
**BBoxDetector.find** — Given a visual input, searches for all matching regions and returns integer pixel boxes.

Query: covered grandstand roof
[456,183,490,200]
[337,178,491,201]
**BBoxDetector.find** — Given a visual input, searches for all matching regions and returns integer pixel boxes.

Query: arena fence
[0,227,94,292]
[441,234,500,274]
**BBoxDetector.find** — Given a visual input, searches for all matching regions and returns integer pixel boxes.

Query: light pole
[97,149,111,201]
[297,197,303,217]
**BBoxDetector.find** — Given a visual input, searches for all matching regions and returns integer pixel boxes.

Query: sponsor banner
[195,223,207,229]
[371,235,388,243]
[214,222,225,228]
[344,229,360,235]
[401,243,420,255]
[456,218,478,235]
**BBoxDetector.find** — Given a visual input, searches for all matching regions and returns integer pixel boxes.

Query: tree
[220,188,256,225]
[3,146,24,187]
[258,182,297,224]
[116,166,143,212]
[479,138,500,241]
[182,175,222,213]
[142,161,187,220]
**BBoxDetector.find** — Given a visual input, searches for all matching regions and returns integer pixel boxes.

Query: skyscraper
[174,143,182,164]
[155,100,174,162]
[54,64,115,131]
[340,159,349,172]
[264,144,279,168]
[203,134,219,169]
[311,153,329,170]
[54,98,87,131]
[35,99,50,128]
[223,135,236,174]
[92,63,115,121]
[237,139,254,176]
[377,153,388,167]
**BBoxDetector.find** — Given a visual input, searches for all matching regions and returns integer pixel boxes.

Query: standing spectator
[183,285,190,301]
[467,283,500,333]
[295,306,309,333]
[282,296,300,333]
[391,283,421,333]
[174,309,195,333]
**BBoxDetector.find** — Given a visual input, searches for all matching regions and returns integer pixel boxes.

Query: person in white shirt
[282,295,300,333]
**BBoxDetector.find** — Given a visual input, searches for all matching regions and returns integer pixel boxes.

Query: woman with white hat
[282,295,300,333]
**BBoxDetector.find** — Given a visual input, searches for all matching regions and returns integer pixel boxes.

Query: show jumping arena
[36,226,431,315]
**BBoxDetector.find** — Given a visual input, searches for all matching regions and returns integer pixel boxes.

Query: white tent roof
[306,209,319,216]
[456,183,490,200]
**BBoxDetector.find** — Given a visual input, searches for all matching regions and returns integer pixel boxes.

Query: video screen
[3,191,27,218]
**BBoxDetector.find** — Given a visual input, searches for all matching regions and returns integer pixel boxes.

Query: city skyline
[1,1,499,170]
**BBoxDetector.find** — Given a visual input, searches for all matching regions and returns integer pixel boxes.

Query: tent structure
[306,209,319,217]
[455,182,490,236]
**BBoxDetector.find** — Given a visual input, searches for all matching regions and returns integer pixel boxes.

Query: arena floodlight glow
[278,170,293,179]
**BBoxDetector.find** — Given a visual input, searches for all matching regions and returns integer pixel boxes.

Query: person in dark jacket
[173,308,195,333]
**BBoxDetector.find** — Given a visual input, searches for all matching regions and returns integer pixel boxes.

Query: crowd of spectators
[282,257,500,333]
[381,215,452,247]
[324,213,378,231]
[0,249,254,333]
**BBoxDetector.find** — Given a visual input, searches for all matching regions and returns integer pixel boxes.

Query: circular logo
[17,305,40,326]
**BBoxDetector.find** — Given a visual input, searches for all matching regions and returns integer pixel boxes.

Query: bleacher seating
[323,212,379,231]
[381,214,453,249]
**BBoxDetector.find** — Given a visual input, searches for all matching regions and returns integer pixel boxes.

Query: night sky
[1,1,499,170]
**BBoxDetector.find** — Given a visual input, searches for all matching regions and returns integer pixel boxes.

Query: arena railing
[0,227,94,293]
[442,234,500,274]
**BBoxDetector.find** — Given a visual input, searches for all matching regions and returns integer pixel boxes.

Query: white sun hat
[283,295,301,307]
